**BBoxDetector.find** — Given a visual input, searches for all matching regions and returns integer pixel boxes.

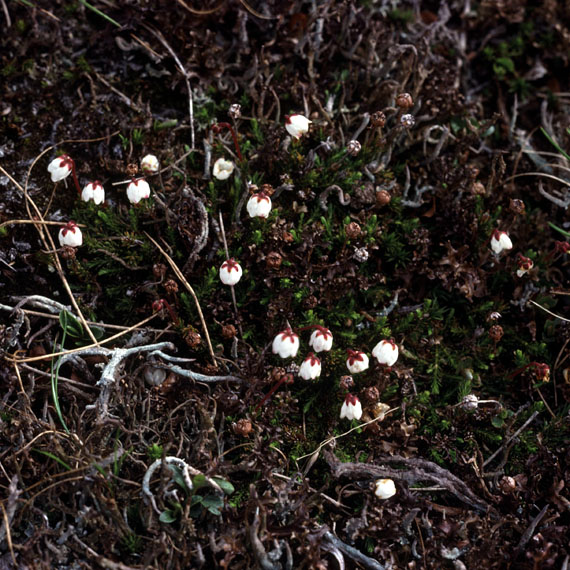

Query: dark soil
[1,1,570,569]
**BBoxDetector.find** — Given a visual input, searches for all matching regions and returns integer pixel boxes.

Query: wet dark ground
[1,1,570,568]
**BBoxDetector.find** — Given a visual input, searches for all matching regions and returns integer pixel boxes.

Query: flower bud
[232,418,253,436]
[460,394,479,411]
[285,114,311,139]
[374,478,396,499]
[376,189,391,206]
[58,221,83,248]
[219,258,243,286]
[141,154,160,174]
[81,181,105,205]
[212,158,235,181]
[266,251,283,269]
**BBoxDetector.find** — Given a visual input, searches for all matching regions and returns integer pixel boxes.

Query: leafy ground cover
[1,1,569,568]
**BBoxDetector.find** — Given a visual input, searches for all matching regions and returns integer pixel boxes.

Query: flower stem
[212,122,243,161]
[69,157,82,196]
[254,373,293,413]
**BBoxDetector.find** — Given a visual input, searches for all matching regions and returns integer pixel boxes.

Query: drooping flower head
[247,192,272,218]
[309,326,333,353]
[340,393,362,421]
[272,328,300,359]
[346,349,369,374]
[127,178,151,204]
[219,258,243,286]
[299,353,321,380]
[212,158,235,181]
[48,155,74,183]
[81,181,105,205]
[285,114,311,139]
[372,339,398,367]
[58,221,83,248]
[490,230,513,255]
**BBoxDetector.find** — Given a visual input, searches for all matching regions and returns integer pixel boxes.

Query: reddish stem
[254,373,293,413]
[212,122,243,161]
[152,299,178,325]
[69,157,81,196]
[509,361,549,380]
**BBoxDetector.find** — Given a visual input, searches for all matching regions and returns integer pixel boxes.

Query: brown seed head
[339,375,355,391]
[221,324,237,339]
[364,386,380,402]
[376,190,391,208]
[232,418,253,437]
[395,92,413,110]
[499,475,517,494]
[489,324,504,343]
[60,245,76,260]
[266,251,283,269]
[370,111,386,128]
[471,181,486,195]
[345,221,361,240]
[183,328,202,348]
[509,198,526,214]
[164,279,178,295]
[260,183,275,197]
[126,163,139,177]
[153,263,167,280]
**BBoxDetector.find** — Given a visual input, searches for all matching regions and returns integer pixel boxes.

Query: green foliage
[147,443,163,461]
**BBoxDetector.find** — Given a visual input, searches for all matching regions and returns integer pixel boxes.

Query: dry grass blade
[144,231,217,368]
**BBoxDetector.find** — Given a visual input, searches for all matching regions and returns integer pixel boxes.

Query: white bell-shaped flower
[299,353,321,380]
[81,181,105,205]
[127,178,151,204]
[246,192,272,218]
[490,230,513,255]
[340,393,362,421]
[272,328,300,359]
[141,154,160,174]
[309,327,333,353]
[372,339,398,367]
[48,155,73,183]
[58,221,83,248]
[285,114,311,139]
[346,350,369,374]
[374,478,396,499]
[212,158,235,180]
[219,258,243,286]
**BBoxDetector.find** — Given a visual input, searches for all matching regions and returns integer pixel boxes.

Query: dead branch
[323,530,385,570]
[326,452,490,513]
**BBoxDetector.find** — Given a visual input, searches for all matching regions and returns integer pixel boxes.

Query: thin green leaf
[32,449,72,471]
[78,0,121,28]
